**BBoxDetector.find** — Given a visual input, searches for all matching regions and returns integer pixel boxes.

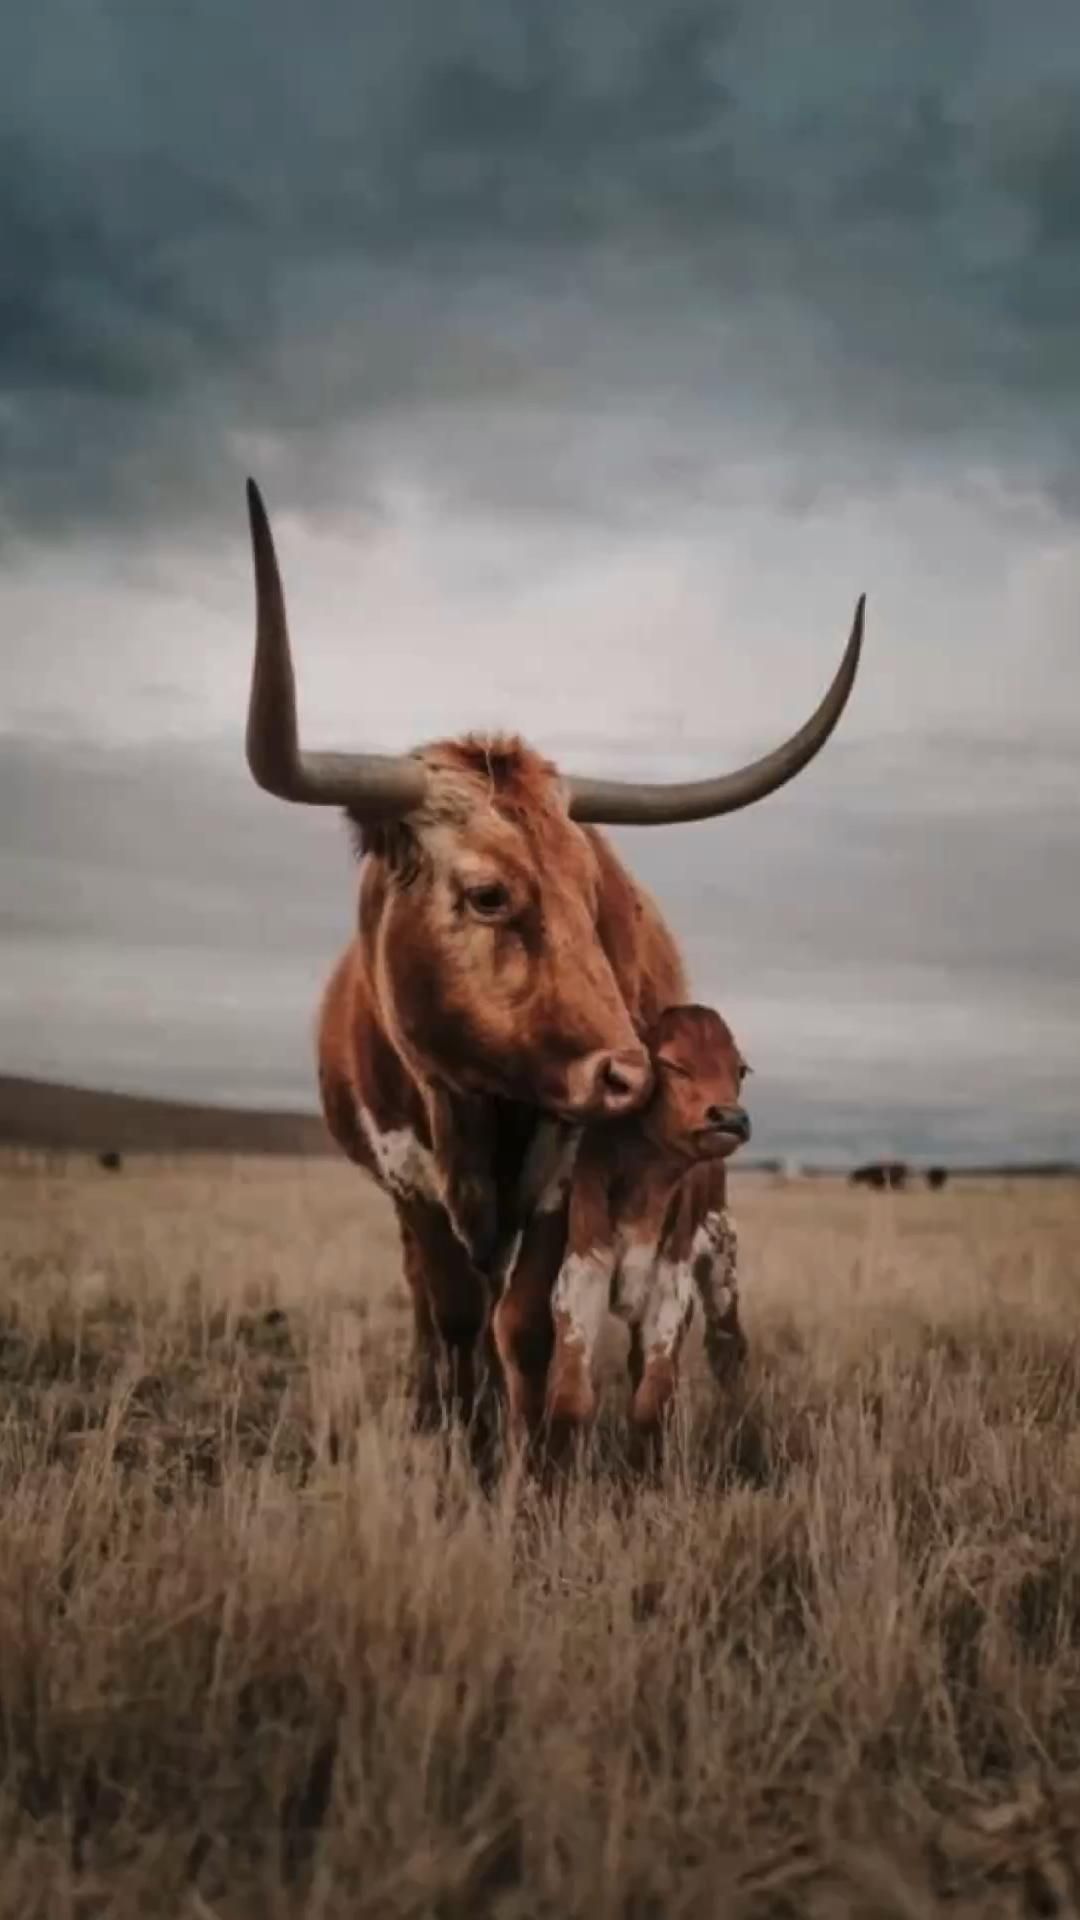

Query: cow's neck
[419,1078,544,1277]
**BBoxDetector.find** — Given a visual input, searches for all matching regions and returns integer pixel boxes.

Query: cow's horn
[565,596,865,826]
[245,479,427,816]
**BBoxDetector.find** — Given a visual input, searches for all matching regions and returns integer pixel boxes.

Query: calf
[545,1004,751,1456]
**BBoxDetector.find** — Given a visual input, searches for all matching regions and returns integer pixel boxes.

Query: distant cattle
[850,1162,885,1190]
[850,1160,909,1191]
[98,1150,123,1172]
[926,1166,948,1191]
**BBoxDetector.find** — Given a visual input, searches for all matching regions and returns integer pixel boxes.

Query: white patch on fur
[691,1206,742,1390]
[640,1257,695,1359]
[690,1208,739,1300]
[610,1206,735,1361]
[710,1206,737,1252]
[611,1238,655,1322]
[357,1107,438,1202]
[553,1248,614,1360]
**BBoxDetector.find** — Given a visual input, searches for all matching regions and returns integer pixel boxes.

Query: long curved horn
[245,478,427,816]
[566,596,865,826]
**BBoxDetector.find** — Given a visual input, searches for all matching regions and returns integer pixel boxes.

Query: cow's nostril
[595,1048,652,1111]
[557,1048,652,1118]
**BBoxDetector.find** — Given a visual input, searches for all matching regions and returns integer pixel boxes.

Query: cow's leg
[491,1122,580,1449]
[492,1213,562,1446]
[424,1086,501,1273]
[395,1199,493,1436]
[318,1063,488,1427]
[396,1212,449,1431]
[691,1208,748,1389]
[627,1258,694,1462]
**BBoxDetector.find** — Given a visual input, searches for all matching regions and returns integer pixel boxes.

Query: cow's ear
[346,809,378,860]
[347,812,422,885]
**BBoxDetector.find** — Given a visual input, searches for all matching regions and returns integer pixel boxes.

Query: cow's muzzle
[558,1046,654,1120]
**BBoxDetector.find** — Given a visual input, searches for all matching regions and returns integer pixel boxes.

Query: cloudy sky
[3,0,1078,1164]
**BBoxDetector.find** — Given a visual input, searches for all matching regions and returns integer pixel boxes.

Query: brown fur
[316,735,686,1439]
[545,1006,750,1460]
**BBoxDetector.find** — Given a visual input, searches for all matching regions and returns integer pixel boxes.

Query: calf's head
[642,1004,752,1160]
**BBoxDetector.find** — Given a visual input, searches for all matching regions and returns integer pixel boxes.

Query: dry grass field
[2,1155,1079,1918]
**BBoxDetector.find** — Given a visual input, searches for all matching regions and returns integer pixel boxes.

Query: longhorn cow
[242,480,865,1444]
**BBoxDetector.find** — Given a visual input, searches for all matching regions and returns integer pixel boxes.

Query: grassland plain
[1,1155,1079,1919]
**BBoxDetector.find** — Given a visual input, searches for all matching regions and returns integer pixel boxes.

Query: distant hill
[0,1076,333,1157]
[3,1076,1074,1176]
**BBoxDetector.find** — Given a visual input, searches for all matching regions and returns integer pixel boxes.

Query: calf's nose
[706,1104,751,1142]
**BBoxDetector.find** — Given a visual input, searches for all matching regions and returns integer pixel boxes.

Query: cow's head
[242,480,863,1122]
[643,1003,752,1160]
[356,736,657,1118]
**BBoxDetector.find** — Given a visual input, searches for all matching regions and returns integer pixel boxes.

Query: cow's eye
[738,1062,752,1085]
[657,1056,691,1079]
[465,883,511,918]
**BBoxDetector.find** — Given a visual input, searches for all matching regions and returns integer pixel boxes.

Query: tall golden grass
[2,1157,1079,1917]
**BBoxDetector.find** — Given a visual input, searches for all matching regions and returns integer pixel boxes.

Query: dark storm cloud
[3,3,1078,1164]
[4,0,1080,535]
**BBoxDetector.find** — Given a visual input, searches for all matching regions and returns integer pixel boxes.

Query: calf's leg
[544,1248,614,1465]
[691,1208,748,1388]
[627,1257,695,1463]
